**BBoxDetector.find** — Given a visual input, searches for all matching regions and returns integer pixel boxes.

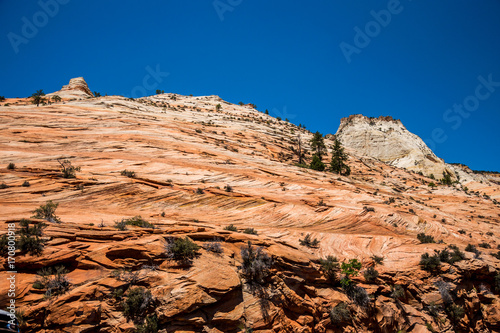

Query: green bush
[22,180,30,187]
[420,253,441,271]
[18,219,47,256]
[344,284,370,307]
[446,304,465,322]
[240,241,272,284]
[309,154,325,171]
[120,216,154,229]
[340,259,362,288]
[122,287,154,323]
[0,235,9,256]
[478,242,491,249]
[391,284,405,300]
[224,184,233,192]
[7,163,15,170]
[439,245,465,264]
[363,267,379,282]
[319,255,340,283]
[165,237,200,262]
[58,159,80,178]
[33,266,70,297]
[32,200,60,223]
[136,314,159,333]
[417,233,435,244]
[330,302,350,324]
[371,255,384,265]
[243,228,258,235]
[465,244,480,255]
[224,224,238,232]
[121,169,136,178]
[299,233,320,248]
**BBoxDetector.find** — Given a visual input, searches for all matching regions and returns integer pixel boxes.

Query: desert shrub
[340,259,362,288]
[114,220,127,231]
[487,232,494,236]
[121,169,136,178]
[196,188,204,194]
[494,272,500,292]
[420,253,441,271]
[121,216,154,228]
[446,304,465,322]
[0,183,9,189]
[371,255,384,265]
[364,206,375,212]
[0,235,9,256]
[465,244,479,254]
[479,242,491,249]
[443,245,465,264]
[345,284,370,307]
[224,224,238,232]
[435,280,453,305]
[391,284,405,300]
[165,237,200,263]
[112,288,124,300]
[22,180,30,187]
[34,266,70,297]
[203,238,223,254]
[111,268,140,285]
[330,302,350,324]
[224,184,233,192]
[417,233,435,244]
[299,233,320,248]
[136,314,159,333]
[458,229,466,234]
[18,219,47,256]
[240,241,272,284]
[7,163,15,170]
[427,302,441,318]
[243,228,258,235]
[58,159,80,178]
[32,200,60,223]
[0,96,5,102]
[428,182,436,188]
[363,267,379,282]
[493,251,500,260]
[122,287,154,323]
[319,256,340,283]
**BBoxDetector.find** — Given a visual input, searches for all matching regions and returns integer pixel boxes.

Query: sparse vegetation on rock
[240,241,272,284]
[299,233,320,248]
[32,200,60,223]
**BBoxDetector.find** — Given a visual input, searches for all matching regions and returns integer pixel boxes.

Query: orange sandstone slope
[0,78,499,332]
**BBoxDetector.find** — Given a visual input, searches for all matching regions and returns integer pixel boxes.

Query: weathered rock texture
[47,77,94,99]
[0,79,499,332]
[335,114,453,178]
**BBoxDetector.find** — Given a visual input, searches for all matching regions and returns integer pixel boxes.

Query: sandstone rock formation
[0,79,499,332]
[335,114,453,178]
[47,77,94,99]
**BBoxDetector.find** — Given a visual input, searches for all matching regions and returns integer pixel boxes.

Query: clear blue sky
[1,0,499,171]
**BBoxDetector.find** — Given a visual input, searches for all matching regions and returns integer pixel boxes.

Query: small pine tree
[309,131,326,158]
[265,109,269,115]
[94,91,102,97]
[310,154,325,171]
[329,139,351,176]
[51,95,62,103]
[441,171,453,185]
[215,104,222,111]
